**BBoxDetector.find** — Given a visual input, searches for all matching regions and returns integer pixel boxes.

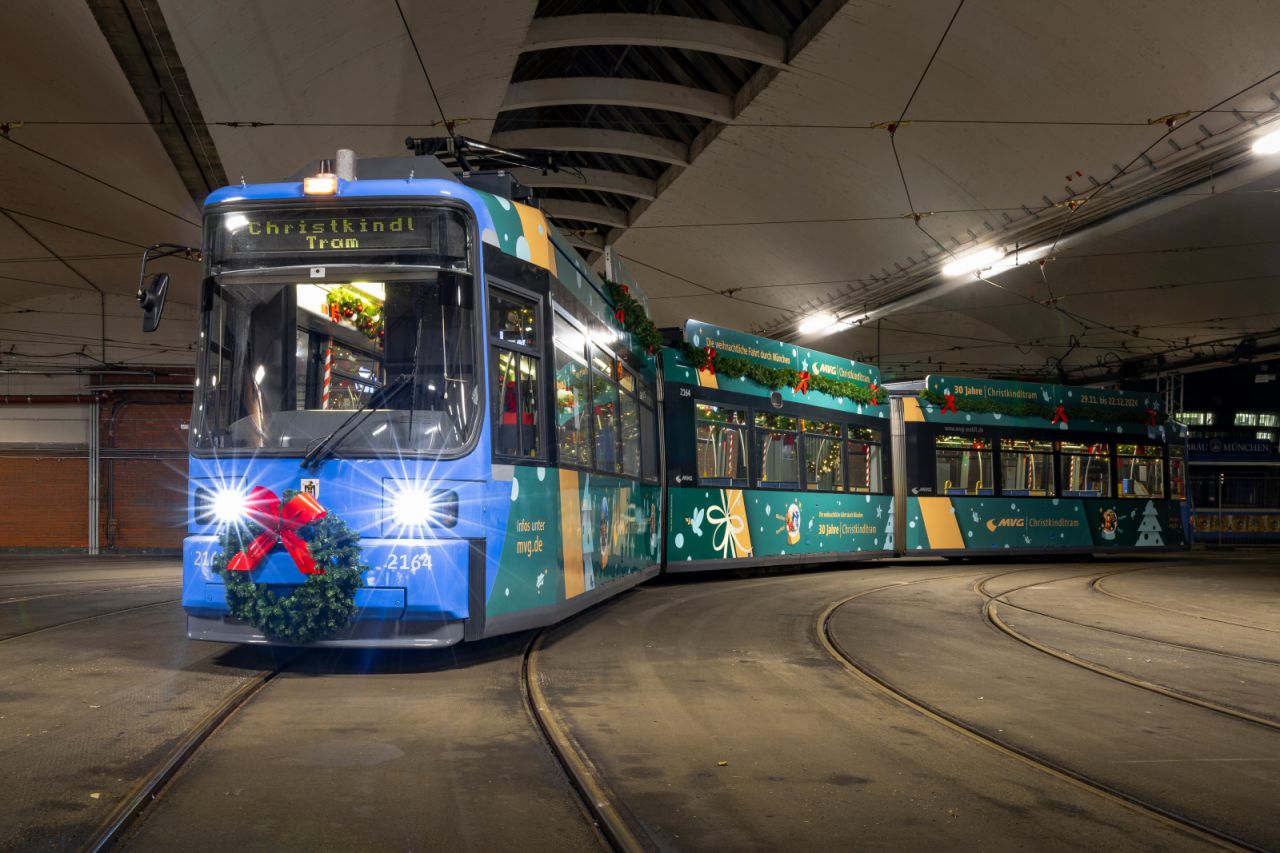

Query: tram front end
[179,177,491,647]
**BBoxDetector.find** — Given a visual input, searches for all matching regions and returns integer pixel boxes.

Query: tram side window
[591,345,621,473]
[696,403,748,485]
[1116,443,1164,498]
[803,419,843,491]
[936,435,993,495]
[489,290,541,459]
[619,366,641,477]
[553,313,591,467]
[1059,441,1111,497]
[847,426,884,493]
[1168,446,1187,501]
[1000,438,1054,496]
[756,412,799,488]
[639,386,658,482]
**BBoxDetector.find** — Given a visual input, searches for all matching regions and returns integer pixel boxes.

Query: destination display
[209,206,468,269]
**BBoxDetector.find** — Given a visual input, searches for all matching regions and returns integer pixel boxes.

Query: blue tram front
[180,156,660,646]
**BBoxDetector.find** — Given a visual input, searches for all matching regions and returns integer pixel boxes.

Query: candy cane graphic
[321,345,333,410]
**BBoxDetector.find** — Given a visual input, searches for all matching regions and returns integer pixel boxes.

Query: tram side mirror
[138,273,170,333]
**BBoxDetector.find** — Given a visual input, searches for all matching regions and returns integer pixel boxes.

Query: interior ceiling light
[941,247,1007,278]
[1252,128,1280,155]
[797,312,852,337]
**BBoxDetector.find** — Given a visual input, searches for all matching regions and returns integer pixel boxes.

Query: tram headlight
[383,481,458,530]
[207,485,250,524]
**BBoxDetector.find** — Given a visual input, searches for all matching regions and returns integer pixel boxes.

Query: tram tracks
[523,627,644,853]
[1091,573,1280,634]
[0,597,181,643]
[80,663,285,852]
[818,574,1267,853]
[975,569,1280,732]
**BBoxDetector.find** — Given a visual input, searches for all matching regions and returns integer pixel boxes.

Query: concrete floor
[0,552,1276,851]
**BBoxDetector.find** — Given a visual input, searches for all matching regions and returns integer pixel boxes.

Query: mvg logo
[985,517,1025,532]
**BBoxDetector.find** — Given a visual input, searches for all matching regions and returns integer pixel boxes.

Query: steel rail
[818,575,1263,853]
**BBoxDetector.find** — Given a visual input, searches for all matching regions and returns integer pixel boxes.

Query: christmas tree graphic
[1136,500,1164,547]
[883,507,895,550]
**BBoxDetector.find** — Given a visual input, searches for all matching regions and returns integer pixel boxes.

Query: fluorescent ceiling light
[942,247,1006,277]
[797,312,851,337]
[1253,128,1280,155]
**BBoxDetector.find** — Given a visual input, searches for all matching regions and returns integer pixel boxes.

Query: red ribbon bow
[1051,405,1069,425]
[615,307,626,324]
[795,370,810,394]
[941,393,958,414]
[1146,407,1158,427]
[704,346,717,375]
[870,382,881,405]
[227,487,329,575]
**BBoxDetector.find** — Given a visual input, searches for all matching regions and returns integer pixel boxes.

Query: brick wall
[0,386,193,552]
[0,457,89,549]
[102,398,191,552]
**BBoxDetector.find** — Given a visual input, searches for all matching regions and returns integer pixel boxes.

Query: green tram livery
[890,376,1190,554]
[662,321,895,570]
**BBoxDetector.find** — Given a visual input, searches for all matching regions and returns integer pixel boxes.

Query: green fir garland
[921,388,1162,425]
[677,342,882,405]
[603,278,664,353]
[214,491,368,644]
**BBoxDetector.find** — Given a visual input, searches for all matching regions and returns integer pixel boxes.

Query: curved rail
[522,628,643,852]
[976,569,1280,730]
[81,668,279,852]
[977,570,1280,666]
[1,598,180,644]
[817,581,1262,853]
[1092,574,1280,635]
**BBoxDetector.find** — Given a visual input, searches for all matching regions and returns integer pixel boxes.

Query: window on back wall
[1235,412,1260,426]
[1260,413,1279,427]
[489,289,542,460]
[1259,429,1277,442]
[1179,411,1214,426]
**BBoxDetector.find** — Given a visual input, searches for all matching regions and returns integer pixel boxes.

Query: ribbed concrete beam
[524,14,787,67]
[489,128,690,166]
[501,77,734,122]
[562,231,605,252]
[540,199,629,229]
[511,167,658,201]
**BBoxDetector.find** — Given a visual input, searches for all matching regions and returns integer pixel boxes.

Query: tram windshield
[192,275,478,456]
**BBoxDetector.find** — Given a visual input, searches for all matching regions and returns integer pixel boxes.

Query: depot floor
[1,551,1277,852]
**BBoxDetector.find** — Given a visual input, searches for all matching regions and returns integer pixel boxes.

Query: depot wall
[0,386,191,553]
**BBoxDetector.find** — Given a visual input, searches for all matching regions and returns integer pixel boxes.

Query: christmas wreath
[213,487,368,644]
[325,286,384,343]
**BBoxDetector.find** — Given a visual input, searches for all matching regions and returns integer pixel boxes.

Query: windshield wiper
[301,373,414,470]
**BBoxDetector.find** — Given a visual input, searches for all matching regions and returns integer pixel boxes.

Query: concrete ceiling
[3,0,1280,393]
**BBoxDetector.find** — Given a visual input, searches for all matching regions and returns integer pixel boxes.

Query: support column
[88,401,100,555]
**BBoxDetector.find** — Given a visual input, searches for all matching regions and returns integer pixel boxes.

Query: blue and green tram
[178,154,660,646]
[660,321,895,571]
[889,376,1191,554]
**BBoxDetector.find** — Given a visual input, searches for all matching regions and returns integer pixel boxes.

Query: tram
[888,377,1190,554]
[141,149,1188,647]
[156,153,660,647]
[661,321,894,570]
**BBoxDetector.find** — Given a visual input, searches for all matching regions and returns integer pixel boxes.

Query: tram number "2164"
[382,552,433,572]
